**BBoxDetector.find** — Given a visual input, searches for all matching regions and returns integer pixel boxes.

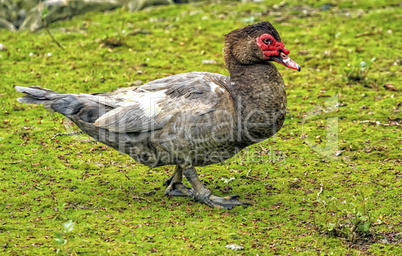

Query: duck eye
[262,38,272,45]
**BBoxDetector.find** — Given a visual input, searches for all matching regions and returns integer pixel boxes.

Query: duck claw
[164,182,194,197]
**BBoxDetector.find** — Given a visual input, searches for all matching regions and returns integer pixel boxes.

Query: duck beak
[272,52,301,71]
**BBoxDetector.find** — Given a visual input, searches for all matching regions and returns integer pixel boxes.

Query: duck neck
[227,61,287,143]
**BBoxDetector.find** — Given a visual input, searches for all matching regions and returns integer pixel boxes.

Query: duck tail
[15,86,85,117]
[15,86,65,105]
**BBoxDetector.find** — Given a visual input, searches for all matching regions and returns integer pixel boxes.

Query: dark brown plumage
[15,21,300,209]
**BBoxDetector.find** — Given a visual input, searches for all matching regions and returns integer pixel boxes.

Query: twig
[44,20,65,50]
[355,31,382,38]
[317,183,324,197]
[52,131,83,140]
[359,120,401,127]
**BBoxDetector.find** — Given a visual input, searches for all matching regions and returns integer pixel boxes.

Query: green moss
[1,0,401,254]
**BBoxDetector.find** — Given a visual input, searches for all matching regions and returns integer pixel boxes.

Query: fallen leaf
[384,83,398,91]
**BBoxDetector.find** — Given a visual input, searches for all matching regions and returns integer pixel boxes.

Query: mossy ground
[1,0,401,255]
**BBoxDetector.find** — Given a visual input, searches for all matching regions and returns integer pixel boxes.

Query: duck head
[224,21,301,71]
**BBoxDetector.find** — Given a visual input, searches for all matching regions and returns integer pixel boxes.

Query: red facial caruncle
[256,34,301,71]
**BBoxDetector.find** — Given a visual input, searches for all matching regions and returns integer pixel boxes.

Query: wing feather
[93,72,229,133]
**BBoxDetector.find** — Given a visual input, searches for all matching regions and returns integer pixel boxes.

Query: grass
[1,0,401,254]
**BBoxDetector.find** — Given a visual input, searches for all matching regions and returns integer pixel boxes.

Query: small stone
[202,59,217,65]
[335,150,343,156]
[0,43,6,51]
[133,80,143,86]
[225,244,244,251]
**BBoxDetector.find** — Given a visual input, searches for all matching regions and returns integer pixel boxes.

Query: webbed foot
[163,167,193,197]
[164,182,193,197]
[195,190,251,209]
[181,166,251,209]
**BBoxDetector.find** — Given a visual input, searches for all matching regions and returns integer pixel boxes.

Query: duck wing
[93,72,230,133]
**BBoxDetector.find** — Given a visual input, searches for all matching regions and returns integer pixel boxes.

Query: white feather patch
[116,89,166,118]
[137,90,165,118]
[209,81,224,94]
[93,89,166,132]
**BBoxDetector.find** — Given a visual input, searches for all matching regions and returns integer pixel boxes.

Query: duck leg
[182,166,251,209]
[164,166,193,197]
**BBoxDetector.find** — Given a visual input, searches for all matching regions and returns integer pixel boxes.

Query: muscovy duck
[16,21,300,209]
